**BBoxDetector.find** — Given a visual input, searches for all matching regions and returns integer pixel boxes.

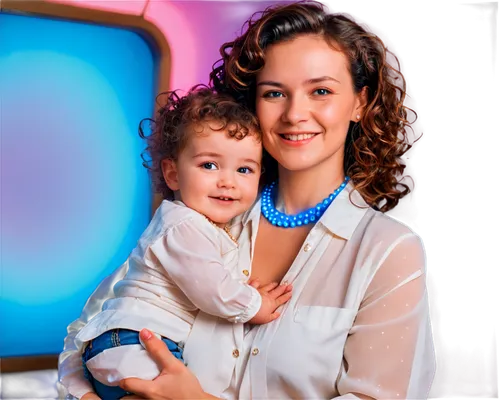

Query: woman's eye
[313,88,333,96]
[237,167,253,174]
[263,91,284,98]
[201,162,217,170]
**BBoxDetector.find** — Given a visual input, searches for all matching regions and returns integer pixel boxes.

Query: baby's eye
[237,167,253,174]
[201,162,218,170]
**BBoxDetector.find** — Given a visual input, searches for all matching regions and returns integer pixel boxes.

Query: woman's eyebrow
[257,76,340,87]
[256,80,283,88]
[305,76,340,84]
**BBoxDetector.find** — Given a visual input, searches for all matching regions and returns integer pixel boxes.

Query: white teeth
[283,133,315,141]
[219,197,231,201]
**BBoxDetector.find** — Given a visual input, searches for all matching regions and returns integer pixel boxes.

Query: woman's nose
[281,94,309,124]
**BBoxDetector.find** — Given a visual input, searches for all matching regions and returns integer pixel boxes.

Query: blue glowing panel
[0,12,156,356]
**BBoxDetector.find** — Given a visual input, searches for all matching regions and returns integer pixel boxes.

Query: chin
[275,156,321,173]
[207,212,234,225]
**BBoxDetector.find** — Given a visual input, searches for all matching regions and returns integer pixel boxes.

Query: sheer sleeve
[336,234,435,399]
[150,221,261,323]
[58,261,128,398]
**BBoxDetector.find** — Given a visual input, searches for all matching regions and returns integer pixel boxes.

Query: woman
[60,2,435,398]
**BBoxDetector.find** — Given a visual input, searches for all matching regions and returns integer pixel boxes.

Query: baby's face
[166,122,262,225]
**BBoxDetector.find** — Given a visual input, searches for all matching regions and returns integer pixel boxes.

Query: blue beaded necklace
[261,176,350,228]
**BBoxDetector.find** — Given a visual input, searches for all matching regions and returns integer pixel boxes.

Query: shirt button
[304,243,312,252]
[242,269,249,276]
[252,348,259,356]
[232,349,240,358]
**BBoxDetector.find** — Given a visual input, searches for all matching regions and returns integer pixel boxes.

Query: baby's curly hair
[139,85,260,200]
[210,1,418,212]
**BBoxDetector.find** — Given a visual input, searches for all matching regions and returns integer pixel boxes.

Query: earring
[356,114,360,120]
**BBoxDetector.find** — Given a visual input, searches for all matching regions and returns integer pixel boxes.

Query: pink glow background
[47,0,282,91]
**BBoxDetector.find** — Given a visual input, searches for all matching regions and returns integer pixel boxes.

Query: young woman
[60,2,436,399]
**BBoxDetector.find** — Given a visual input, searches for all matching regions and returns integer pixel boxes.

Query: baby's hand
[248,280,292,325]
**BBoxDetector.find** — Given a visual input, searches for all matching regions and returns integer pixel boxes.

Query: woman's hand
[81,392,101,400]
[120,329,219,399]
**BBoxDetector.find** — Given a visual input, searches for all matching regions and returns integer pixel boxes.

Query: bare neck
[276,165,346,215]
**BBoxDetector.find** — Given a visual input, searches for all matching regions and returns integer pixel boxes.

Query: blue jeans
[82,329,183,399]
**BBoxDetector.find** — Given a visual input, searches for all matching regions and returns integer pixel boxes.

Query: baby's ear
[162,159,179,191]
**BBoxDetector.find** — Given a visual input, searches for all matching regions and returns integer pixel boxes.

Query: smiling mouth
[280,133,317,141]
[210,196,236,202]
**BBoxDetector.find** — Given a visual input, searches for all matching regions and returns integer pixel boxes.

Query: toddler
[61,87,292,399]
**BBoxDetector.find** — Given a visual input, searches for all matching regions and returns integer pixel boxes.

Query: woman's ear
[351,86,368,122]
[162,159,179,191]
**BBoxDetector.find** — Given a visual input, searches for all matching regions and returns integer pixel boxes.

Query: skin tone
[162,122,262,227]
[118,34,367,398]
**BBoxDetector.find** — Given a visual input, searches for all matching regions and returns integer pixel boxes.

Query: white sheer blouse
[59,185,435,399]
[185,185,435,399]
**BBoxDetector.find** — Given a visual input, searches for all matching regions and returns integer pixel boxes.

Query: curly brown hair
[210,1,418,212]
[139,85,261,200]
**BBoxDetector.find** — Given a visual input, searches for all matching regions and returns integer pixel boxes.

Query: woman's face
[256,35,364,175]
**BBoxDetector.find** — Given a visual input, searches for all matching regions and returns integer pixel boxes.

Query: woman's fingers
[121,391,146,399]
[81,393,101,400]
[119,329,206,399]
[139,329,183,372]
[120,376,160,399]
[119,329,174,397]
